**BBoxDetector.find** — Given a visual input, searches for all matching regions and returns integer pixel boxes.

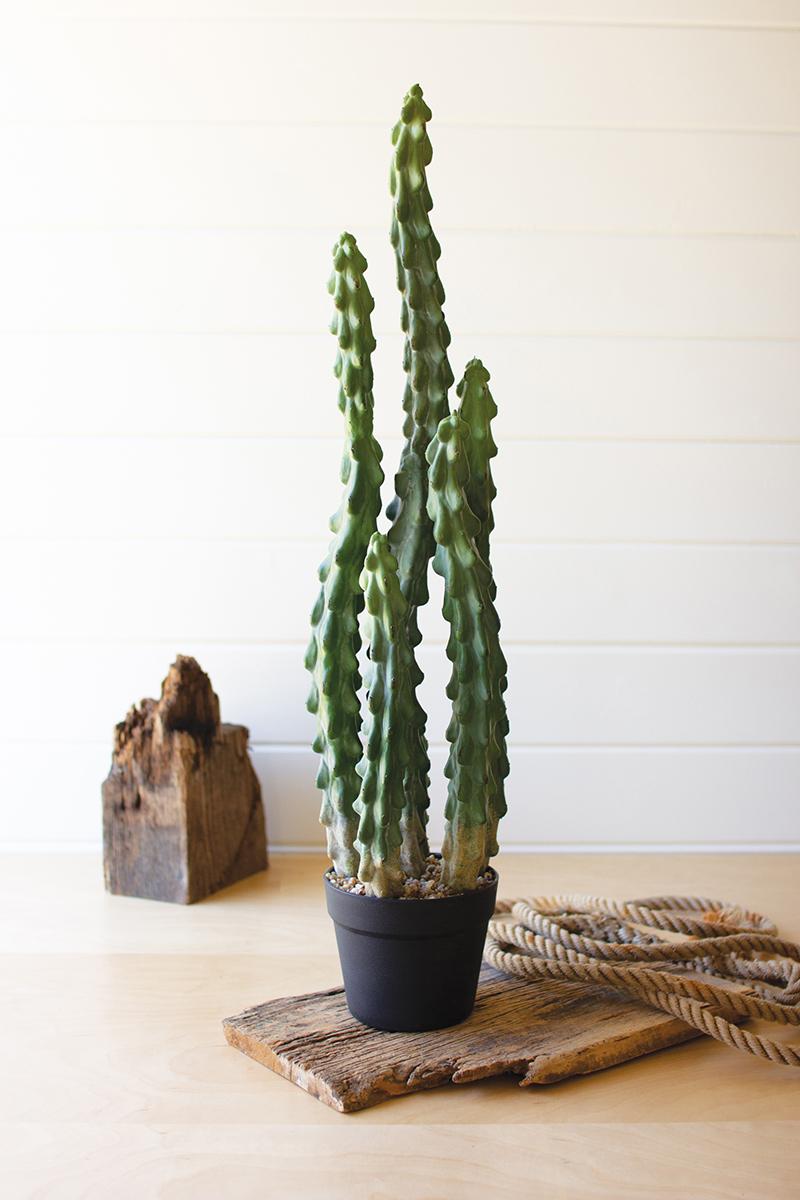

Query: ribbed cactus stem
[455,359,509,854]
[387,82,454,629]
[305,233,384,877]
[354,533,429,896]
[384,82,452,871]
[457,359,498,579]
[426,413,509,890]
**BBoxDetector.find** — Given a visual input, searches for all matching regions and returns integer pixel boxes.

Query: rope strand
[485,895,800,1069]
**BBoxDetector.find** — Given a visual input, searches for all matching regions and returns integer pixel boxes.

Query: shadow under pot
[324,867,498,1032]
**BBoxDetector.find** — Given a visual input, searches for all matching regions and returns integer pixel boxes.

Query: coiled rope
[484,894,800,1068]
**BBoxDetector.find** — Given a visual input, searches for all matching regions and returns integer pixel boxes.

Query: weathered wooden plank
[223,964,703,1111]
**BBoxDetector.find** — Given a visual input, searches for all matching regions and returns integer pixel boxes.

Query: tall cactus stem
[426,413,509,890]
[456,358,498,583]
[354,533,429,896]
[386,84,454,622]
[305,233,384,877]
[385,82,453,870]
[455,359,509,853]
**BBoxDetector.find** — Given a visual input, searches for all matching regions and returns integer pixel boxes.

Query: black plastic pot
[324,867,498,1032]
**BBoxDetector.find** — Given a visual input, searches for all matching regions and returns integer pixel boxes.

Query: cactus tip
[366,528,387,558]
[457,358,492,400]
[331,231,369,279]
[363,530,398,574]
[438,410,469,443]
[463,357,490,382]
[400,83,432,125]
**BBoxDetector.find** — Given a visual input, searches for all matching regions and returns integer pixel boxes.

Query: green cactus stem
[305,233,384,877]
[426,412,509,891]
[456,360,509,853]
[354,533,430,895]
[387,83,455,631]
[384,83,453,871]
[456,359,498,581]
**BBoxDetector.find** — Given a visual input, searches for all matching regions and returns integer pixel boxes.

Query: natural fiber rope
[484,894,800,1069]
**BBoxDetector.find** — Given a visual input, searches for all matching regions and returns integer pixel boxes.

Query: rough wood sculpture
[102,655,267,903]
[223,963,705,1112]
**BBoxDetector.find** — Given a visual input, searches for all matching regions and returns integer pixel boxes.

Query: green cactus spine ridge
[305,232,385,877]
[354,532,430,896]
[387,83,455,628]
[426,412,509,891]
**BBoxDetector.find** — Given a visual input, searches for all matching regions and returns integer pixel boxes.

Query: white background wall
[1,1,799,851]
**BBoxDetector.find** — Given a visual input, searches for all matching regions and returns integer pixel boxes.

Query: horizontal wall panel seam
[13,18,800,32]
[4,225,800,240]
[4,537,799,548]
[4,121,800,134]
[3,433,799,447]
[2,330,797,341]
[6,537,800,547]
[2,843,799,854]
[4,639,799,655]
[3,739,800,752]
[2,639,799,651]
[1,329,797,341]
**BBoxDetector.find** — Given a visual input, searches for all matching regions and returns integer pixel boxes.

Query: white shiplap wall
[2,2,799,851]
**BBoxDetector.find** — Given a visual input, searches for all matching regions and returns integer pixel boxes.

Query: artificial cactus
[354,533,430,895]
[305,233,384,876]
[308,87,510,896]
[426,413,510,891]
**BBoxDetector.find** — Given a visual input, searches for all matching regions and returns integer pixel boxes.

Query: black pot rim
[324,861,499,939]
[323,863,497,906]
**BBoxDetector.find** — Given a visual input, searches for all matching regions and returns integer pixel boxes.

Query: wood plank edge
[222,1018,351,1112]
[521,1018,704,1085]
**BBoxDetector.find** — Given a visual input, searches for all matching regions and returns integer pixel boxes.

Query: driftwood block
[102,655,267,903]
[223,963,705,1112]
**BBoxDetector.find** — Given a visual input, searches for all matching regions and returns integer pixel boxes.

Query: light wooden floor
[1,852,797,1199]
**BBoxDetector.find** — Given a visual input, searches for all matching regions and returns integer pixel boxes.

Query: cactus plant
[307,86,509,897]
